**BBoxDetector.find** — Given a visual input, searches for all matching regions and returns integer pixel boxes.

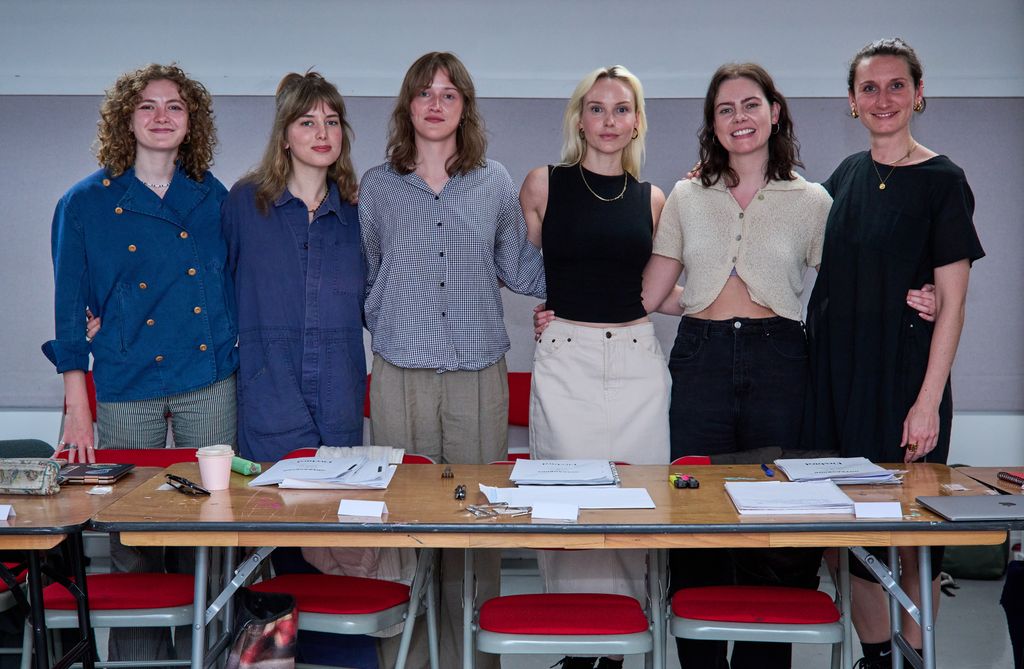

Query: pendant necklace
[872,141,917,191]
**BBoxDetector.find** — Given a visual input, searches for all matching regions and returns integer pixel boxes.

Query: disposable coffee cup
[195,444,235,491]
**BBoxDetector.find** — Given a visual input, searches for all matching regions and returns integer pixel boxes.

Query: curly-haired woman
[42,63,237,662]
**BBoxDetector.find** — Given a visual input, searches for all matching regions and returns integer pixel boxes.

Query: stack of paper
[724,481,855,515]
[248,457,396,490]
[509,459,619,486]
[774,457,902,485]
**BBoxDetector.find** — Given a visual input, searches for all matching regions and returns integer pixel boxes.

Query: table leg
[838,548,853,669]
[191,545,209,669]
[26,551,47,669]
[648,549,665,669]
[67,533,95,669]
[463,548,474,669]
[888,546,903,669]
[917,547,935,669]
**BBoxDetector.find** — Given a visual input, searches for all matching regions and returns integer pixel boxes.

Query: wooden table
[0,468,154,669]
[92,463,1009,669]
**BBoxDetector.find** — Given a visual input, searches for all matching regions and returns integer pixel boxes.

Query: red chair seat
[250,574,410,615]
[479,594,649,635]
[672,586,840,625]
[43,573,195,610]
[0,563,27,592]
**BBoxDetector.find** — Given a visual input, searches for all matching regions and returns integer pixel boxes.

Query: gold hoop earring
[913,100,924,113]
[850,107,859,119]
[631,128,639,140]
[578,128,585,140]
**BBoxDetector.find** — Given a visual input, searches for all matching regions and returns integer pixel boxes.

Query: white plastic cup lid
[196,444,234,457]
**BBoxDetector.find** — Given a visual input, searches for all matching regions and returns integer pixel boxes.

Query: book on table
[509,459,620,486]
[773,457,901,485]
[248,456,394,489]
[725,480,856,515]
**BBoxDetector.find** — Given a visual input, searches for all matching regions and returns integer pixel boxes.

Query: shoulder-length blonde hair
[96,63,216,181]
[386,52,486,176]
[560,65,647,179]
[244,71,358,213]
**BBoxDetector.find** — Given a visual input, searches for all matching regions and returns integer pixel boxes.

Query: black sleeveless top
[542,164,653,323]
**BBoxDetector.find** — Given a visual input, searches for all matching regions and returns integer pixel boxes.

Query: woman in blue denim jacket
[43,63,238,464]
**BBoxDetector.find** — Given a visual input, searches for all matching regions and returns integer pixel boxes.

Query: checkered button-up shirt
[360,159,546,372]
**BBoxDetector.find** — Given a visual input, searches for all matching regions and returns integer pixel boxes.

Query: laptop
[59,463,135,484]
[916,494,1024,521]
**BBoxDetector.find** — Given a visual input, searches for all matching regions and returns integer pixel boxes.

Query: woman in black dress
[804,38,984,668]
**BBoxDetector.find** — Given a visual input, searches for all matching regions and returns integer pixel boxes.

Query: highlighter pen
[761,463,775,477]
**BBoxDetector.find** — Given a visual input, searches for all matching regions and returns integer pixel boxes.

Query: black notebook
[59,463,135,484]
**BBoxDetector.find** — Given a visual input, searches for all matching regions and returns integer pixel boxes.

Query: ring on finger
[907,443,918,452]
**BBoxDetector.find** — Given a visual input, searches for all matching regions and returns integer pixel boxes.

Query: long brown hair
[96,63,216,181]
[244,71,358,213]
[386,52,486,176]
[697,63,802,188]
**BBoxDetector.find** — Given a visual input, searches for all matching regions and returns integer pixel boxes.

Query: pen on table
[761,463,775,477]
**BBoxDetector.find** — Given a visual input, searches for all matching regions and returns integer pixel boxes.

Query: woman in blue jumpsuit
[223,71,366,462]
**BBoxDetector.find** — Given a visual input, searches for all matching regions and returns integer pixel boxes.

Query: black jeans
[667,317,823,669]
[668,316,808,461]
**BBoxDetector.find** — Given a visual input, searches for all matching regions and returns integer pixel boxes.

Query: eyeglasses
[165,474,211,496]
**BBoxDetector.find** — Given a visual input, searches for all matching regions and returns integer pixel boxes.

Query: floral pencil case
[0,458,61,495]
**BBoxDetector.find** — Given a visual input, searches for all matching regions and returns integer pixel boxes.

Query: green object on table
[231,456,261,476]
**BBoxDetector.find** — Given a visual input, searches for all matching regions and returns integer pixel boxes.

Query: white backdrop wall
[2,0,1022,97]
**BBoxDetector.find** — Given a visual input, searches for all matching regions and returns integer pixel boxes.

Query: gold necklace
[579,162,628,202]
[872,142,917,190]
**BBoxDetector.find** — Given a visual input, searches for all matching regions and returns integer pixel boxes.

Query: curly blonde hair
[96,63,216,181]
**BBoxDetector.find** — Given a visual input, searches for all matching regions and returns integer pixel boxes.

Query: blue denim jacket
[223,181,366,461]
[42,167,238,402]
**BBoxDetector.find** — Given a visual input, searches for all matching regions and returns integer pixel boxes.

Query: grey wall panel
[2,95,1020,410]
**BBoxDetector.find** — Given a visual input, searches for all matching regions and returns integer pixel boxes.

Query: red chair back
[90,448,198,467]
[671,455,712,466]
[507,372,531,427]
[283,448,319,460]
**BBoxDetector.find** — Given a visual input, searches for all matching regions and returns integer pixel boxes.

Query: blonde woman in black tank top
[519,65,671,669]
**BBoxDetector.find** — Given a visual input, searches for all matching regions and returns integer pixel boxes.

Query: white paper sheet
[854,502,904,519]
[480,484,654,509]
[338,500,388,518]
[0,504,14,520]
[279,465,398,490]
[531,502,580,520]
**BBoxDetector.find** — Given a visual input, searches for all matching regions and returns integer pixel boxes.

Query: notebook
[59,463,135,484]
[916,494,1024,521]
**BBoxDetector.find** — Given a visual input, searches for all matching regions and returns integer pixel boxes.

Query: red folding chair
[666,456,850,669]
[21,449,199,668]
[250,448,439,669]
[470,461,656,666]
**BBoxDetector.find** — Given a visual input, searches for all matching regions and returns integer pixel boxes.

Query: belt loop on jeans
[701,320,711,340]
